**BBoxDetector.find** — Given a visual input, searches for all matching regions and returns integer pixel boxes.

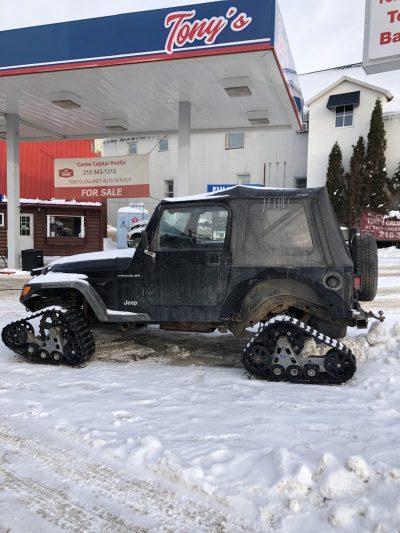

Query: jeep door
[143,203,231,313]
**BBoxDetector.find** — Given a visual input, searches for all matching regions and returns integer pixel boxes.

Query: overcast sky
[279,0,365,74]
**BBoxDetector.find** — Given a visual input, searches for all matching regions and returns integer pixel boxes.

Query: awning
[327,91,360,109]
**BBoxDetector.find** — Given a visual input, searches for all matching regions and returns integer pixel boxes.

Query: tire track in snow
[0,426,252,533]
[0,456,143,532]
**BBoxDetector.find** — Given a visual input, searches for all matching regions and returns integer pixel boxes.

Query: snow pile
[0,247,399,529]
[378,246,400,258]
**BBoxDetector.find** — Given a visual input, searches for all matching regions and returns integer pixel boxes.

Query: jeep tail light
[354,276,362,291]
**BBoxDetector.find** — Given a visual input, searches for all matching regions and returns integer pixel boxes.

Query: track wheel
[262,323,305,356]
[303,364,320,381]
[242,343,272,379]
[2,322,33,348]
[324,349,356,382]
[270,364,285,381]
[286,365,302,381]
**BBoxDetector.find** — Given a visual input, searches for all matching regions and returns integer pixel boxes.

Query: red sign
[59,168,74,178]
[360,212,400,241]
[164,7,252,55]
[55,184,150,200]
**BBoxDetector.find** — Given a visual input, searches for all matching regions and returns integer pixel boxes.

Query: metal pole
[6,114,20,269]
[177,102,191,197]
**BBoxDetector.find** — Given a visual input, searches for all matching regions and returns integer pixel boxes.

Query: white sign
[364,0,400,74]
[54,155,150,200]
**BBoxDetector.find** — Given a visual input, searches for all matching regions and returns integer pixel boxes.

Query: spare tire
[351,233,378,302]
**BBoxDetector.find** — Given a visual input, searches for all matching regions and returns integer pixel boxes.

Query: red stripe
[0,43,272,77]
[55,184,150,200]
[271,49,302,129]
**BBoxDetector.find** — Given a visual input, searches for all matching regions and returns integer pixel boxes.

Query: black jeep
[2,186,379,384]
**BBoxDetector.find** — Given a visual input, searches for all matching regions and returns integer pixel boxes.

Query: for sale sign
[54,155,150,200]
[364,0,400,73]
[360,212,400,240]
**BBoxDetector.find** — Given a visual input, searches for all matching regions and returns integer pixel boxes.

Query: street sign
[364,0,400,74]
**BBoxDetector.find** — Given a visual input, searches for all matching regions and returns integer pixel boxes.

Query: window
[156,205,229,250]
[159,138,169,152]
[47,215,85,238]
[20,215,31,236]
[0,213,4,227]
[335,105,354,128]
[226,132,244,150]
[128,142,137,155]
[164,179,174,198]
[295,177,307,188]
[239,200,321,268]
[237,173,251,185]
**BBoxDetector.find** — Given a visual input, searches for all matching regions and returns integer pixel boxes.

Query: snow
[0,248,400,530]
[1,196,102,207]
[49,247,135,267]
[29,271,89,285]
[299,63,400,113]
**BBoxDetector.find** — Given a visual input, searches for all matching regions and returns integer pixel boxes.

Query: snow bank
[378,246,400,258]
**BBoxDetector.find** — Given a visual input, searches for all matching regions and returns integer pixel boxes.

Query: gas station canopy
[0,0,303,139]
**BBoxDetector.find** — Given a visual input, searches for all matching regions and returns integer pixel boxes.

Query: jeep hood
[47,248,135,275]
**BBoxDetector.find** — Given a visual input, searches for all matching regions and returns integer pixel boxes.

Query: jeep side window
[245,201,313,253]
[240,200,320,266]
[156,205,228,250]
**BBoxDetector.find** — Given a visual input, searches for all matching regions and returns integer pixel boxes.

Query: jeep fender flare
[230,279,339,326]
[25,279,150,323]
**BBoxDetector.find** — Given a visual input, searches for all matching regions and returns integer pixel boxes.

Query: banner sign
[360,212,400,241]
[0,0,274,76]
[363,0,400,74]
[207,184,263,192]
[54,155,150,200]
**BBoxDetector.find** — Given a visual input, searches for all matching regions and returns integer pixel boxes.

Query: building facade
[102,129,308,224]
[306,76,396,187]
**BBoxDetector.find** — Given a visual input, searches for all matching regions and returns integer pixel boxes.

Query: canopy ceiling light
[103,118,129,132]
[49,91,82,109]
[222,77,252,97]
[247,110,270,126]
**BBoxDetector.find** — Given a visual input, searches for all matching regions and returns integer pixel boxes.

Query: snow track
[0,426,250,532]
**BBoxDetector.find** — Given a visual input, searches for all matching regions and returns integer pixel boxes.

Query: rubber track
[243,315,357,385]
[2,307,95,366]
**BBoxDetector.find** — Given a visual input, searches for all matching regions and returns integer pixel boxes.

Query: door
[143,203,231,308]
[20,214,34,250]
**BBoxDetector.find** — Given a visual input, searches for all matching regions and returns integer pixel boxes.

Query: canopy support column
[177,102,191,197]
[6,114,20,269]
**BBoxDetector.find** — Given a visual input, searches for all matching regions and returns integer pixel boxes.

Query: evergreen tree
[363,99,390,213]
[389,163,400,194]
[326,142,346,222]
[345,136,366,228]
[389,163,400,211]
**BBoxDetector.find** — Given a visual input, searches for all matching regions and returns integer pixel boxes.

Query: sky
[278,0,365,74]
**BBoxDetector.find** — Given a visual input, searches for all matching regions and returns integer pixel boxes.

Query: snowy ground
[0,250,400,532]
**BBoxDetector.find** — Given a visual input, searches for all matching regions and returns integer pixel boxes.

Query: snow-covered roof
[300,63,400,112]
[1,197,102,207]
[305,75,393,107]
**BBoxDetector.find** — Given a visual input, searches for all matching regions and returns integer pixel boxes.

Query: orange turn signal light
[21,285,31,296]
